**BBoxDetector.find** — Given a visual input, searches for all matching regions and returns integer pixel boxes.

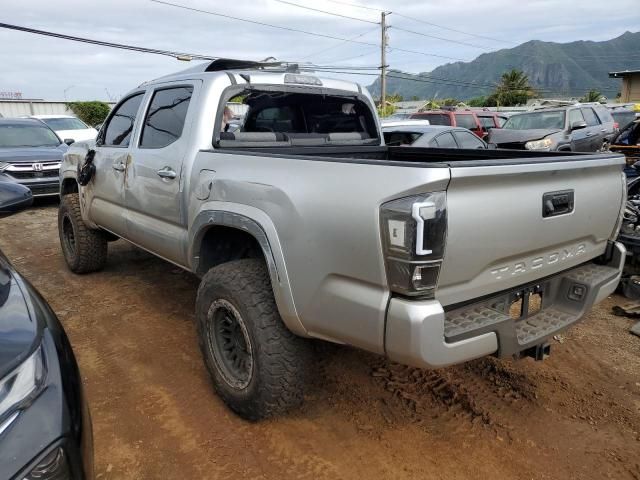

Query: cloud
[0,0,638,100]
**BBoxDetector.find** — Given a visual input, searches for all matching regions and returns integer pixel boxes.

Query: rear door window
[140,86,194,149]
[454,114,476,130]
[103,93,144,147]
[433,132,458,148]
[581,108,600,126]
[454,130,486,148]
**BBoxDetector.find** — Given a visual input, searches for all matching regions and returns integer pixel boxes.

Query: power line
[390,25,491,49]
[273,0,378,24]
[0,21,215,60]
[390,12,513,45]
[151,0,467,61]
[277,0,494,51]
[324,0,384,12]
[325,0,513,44]
[299,27,378,60]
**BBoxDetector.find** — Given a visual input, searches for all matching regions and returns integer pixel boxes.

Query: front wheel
[58,193,108,273]
[196,258,312,420]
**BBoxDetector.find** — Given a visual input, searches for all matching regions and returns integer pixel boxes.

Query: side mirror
[64,138,75,145]
[570,120,587,131]
[0,181,33,218]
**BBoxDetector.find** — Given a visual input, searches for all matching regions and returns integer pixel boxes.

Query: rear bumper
[384,241,625,369]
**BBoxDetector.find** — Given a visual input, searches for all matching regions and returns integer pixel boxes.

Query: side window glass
[454,131,485,149]
[103,94,144,147]
[581,108,600,127]
[568,109,585,126]
[435,132,457,148]
[140,87,194,148]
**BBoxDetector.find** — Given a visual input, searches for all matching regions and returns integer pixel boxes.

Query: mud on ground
[1,201,639,480]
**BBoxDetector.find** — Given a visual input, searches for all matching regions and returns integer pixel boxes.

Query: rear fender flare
[189,204,306,336]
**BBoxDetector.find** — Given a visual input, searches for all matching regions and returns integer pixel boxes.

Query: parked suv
[0,118,69,197]
[58,60,626,420]
[409,109,486,139]
[488,105,616,152]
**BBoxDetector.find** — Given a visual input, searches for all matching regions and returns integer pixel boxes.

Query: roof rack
[204,58,298,72]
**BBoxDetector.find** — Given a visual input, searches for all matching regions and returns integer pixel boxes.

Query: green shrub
[66,101,112,126]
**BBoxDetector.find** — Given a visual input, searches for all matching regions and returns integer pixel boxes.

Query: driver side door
[88,92,145,236]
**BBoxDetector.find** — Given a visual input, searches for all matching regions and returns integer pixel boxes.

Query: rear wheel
[58,193,108,273]
[196,258,312,420]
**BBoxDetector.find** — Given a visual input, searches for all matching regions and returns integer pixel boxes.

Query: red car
[410,109,486,139]
[476,111,509,130]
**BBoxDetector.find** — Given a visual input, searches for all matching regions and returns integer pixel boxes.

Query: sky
[1,0,639,101]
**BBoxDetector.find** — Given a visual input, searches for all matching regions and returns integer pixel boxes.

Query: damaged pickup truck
[58,60,627,420]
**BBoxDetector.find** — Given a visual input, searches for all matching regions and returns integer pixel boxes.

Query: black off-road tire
[58,193,108,273]
[196,258,312,421]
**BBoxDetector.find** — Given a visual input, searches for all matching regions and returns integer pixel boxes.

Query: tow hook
[523,342,551,361]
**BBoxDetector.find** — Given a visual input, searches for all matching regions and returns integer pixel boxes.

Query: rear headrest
[226,132,288,142]
[328,132,370,141]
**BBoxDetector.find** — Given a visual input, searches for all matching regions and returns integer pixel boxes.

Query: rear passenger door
[124,83,198,265]
[89,92,145,236]
[581,107,604,151]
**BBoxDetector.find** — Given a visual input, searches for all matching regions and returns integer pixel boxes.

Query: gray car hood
[0,146,66,164]
[488,128,561,145]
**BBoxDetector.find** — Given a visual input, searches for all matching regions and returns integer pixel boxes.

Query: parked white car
[31,115,98,143]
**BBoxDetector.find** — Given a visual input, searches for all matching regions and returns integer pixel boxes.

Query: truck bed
[212,144,604,167]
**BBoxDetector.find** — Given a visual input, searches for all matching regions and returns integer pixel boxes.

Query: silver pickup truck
[58,59,627,420]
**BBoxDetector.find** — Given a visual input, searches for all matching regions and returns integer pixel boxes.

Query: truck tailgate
[436,155,625,307]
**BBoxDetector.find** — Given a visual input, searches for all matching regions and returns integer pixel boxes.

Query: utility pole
[380,11,388,110]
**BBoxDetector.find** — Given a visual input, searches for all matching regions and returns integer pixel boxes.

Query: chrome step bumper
[385,242,625,368]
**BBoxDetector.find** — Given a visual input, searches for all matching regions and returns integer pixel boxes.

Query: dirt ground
[1,200,639,480]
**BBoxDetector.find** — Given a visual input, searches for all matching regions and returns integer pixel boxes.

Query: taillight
[614,121,619,130]
[380,192,447,298]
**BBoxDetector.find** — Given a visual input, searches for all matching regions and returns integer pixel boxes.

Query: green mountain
[368,31,639,101]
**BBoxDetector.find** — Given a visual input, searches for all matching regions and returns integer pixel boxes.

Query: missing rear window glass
[214,87,379,148]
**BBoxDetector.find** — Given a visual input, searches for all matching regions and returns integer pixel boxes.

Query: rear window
[581,108,600,127]
[454,114,476,130]
[216,89,379,147]
[383,131,422,146]
[411,113,451,126]
[593,106,614,124]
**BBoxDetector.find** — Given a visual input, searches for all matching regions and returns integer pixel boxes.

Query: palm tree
[489,69,536,107]
[580,89,603,103]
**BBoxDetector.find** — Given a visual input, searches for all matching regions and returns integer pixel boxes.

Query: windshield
[503,111,565,130]
[0,124,60,148]
[41,117,88,131]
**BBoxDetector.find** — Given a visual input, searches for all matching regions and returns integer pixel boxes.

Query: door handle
[585,132,592,137]
[112,162,126,172]
[157,167,177,179]
[601,128,607,132]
